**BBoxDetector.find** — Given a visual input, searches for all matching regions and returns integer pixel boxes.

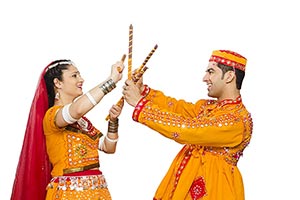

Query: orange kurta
[133,87,253,200]
[43,105,112,200]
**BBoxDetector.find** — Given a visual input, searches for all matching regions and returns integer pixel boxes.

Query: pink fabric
[11,66,52,200]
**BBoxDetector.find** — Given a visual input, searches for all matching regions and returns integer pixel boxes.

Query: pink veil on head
[11,65,52,200]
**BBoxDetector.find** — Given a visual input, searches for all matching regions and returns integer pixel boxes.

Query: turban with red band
[209,50,247,71]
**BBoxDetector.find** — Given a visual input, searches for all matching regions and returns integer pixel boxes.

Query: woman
[11,59,125,200]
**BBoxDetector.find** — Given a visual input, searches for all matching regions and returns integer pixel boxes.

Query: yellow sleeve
[43,105,62,135]
[133,98,244,147]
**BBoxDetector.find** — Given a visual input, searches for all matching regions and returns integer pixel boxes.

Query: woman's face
[58,65,85,100]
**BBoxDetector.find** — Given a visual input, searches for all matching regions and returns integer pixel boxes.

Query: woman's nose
[79,76,84,83]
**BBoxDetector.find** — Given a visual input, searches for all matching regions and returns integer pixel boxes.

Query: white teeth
[207,83,212,90]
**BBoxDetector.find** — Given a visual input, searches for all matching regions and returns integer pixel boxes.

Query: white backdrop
[1,0,299,199]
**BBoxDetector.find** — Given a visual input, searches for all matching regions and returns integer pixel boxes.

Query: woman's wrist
[109,117,118,123]
[100,78,116,95]
[109,75,119,84]
[108,118,119,133]
[105,134,118,143]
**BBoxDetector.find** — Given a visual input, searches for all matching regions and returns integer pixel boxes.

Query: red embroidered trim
[67,116,101,140]
[190,177,207,199]
[209,55,245,71]
[132,98,149,121]
[81,116,97,136]
[170,147,192,197]
[53,170,102,183]
[141,85,150,96]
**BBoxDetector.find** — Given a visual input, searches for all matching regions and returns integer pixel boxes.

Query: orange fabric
[134,88,253,200]
[43,105,111,199]
[43,105,101,176]
[46,187,111,200]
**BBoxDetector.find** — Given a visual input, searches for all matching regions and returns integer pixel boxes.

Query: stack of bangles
[85,79,116,106]
[106,118,119,142]
[100,79,116,95]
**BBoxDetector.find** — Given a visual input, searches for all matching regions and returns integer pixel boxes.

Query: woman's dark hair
[217,63,245,90]
[44,59,72,108]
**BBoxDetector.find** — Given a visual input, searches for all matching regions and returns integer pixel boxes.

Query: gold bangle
[108,118,119,132]
[108,126,118,133]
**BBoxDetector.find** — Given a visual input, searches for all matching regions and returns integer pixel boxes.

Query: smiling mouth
[207,83,212,90]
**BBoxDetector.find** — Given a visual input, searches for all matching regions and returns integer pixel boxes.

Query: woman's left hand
[109,97,124,120]
[110,61,125,84]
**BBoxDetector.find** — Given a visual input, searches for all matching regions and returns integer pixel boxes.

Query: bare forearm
[99,118,120,153]
[71,77,114,118]
[102,132,119,153]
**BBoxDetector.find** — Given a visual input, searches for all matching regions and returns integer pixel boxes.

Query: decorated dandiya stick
[105,66,149,121]
[128,24,133,80]
[140,66,148,76]
[106,27,158,121]
[139,44,158,70]
[130,44,157,80]
[131,44,157,81]
[117,54,127,72]
[105,96,125,121]
[105,54,126,121]
[133,66,148,82]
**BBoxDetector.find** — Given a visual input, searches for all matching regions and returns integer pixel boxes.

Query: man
[122,50,253,200]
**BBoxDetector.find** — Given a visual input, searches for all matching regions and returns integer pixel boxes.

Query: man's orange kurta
[133,87,253,200]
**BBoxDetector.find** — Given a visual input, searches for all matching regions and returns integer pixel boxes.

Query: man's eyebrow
[206,68,214,72]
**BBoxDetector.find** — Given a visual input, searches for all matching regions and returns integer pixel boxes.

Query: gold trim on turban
[209,50,247,71]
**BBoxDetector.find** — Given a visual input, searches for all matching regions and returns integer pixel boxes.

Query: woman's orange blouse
[43,105,102,177]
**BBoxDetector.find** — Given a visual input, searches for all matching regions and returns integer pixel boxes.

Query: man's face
[202,62,226,99]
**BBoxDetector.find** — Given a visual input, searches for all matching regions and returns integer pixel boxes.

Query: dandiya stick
[131,44,157,81]
[130,44,157,81]
[133,66,148,83]
[128,24,133,79]
[105,65,149,121]
[105,96,125,121]
[139,44,158,70]
[105,54,126,121]
[117,54,127,72]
